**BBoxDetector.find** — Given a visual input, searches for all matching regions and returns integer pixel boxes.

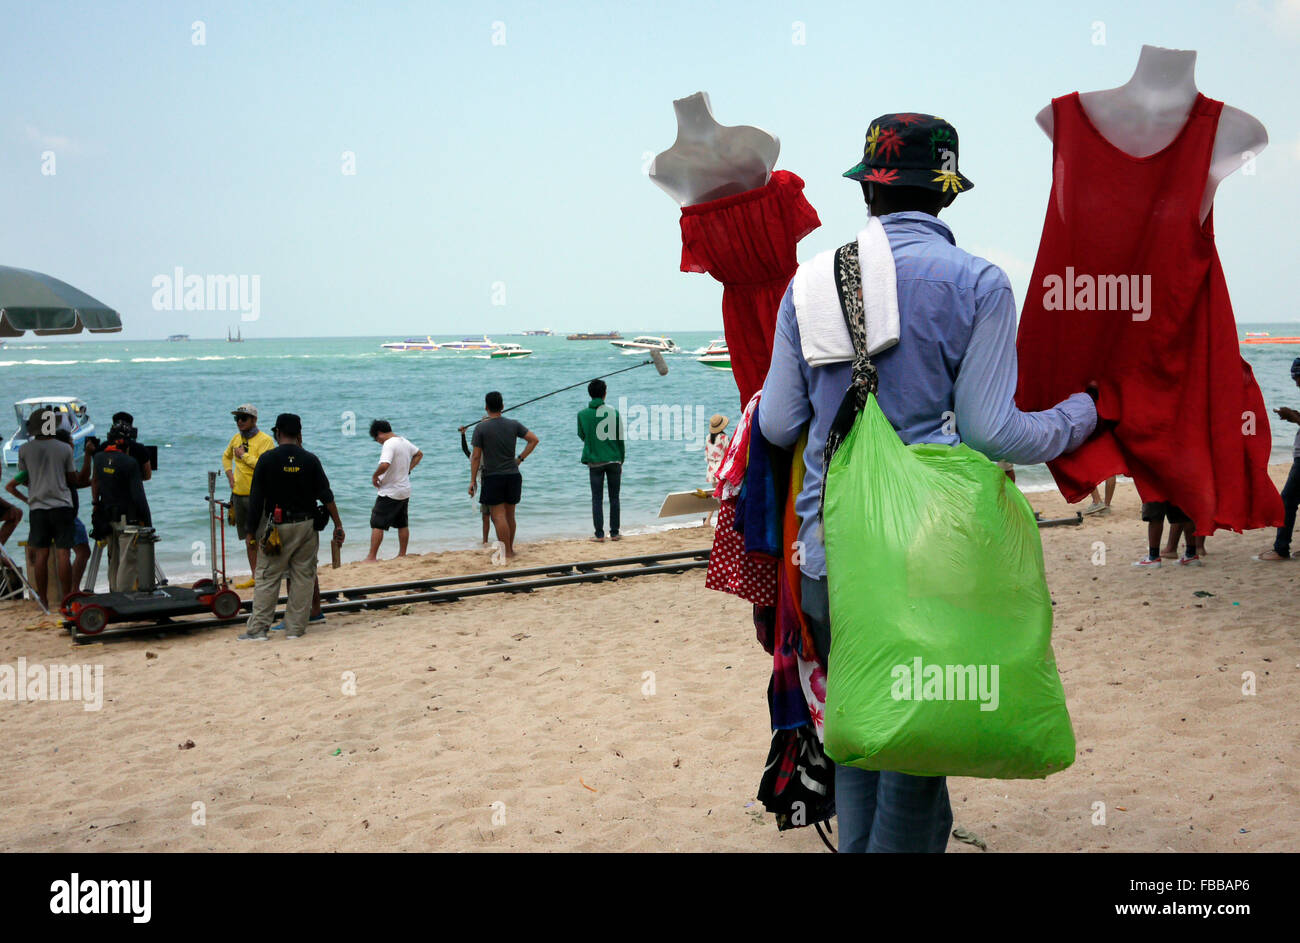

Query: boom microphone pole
[459,349,669,456]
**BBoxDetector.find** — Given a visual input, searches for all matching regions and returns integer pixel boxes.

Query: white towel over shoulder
[792,216,899,367]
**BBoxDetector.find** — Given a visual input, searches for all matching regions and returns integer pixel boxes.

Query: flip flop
[951,826,988,851]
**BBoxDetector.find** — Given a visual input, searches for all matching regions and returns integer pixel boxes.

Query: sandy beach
[0,467,1295,853]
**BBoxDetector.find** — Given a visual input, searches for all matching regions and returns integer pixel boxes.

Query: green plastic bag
[822,393,1075,779]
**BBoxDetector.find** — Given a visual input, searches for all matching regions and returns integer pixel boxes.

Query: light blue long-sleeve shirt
[759,211,1097,579]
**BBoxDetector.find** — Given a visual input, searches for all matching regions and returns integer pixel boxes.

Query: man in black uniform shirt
[110,411,153,481]
[240,413,344,640]
[91,423,152,592]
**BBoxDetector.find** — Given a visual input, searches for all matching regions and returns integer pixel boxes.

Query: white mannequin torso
[648,92,780,206]
[1035,45,1267,222]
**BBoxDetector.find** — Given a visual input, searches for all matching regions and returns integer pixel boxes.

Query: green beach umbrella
[0,265,123,336]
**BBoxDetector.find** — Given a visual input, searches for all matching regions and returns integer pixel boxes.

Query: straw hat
[709,414,729,435]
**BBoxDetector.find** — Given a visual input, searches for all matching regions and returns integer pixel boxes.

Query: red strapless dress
[679,170,821,405]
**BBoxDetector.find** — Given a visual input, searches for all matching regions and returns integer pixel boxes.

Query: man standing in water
[468,391,539,560]
[364,419,422,561]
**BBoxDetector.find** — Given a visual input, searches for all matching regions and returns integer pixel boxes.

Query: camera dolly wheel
[76,604,109,635]
[60,590,93,618]
[210,589,242,620]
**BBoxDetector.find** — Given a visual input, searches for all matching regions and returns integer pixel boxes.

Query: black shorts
[28,506,76,550]
[370,495,410,531]
[480,473,522,507]
[1141,502,1190,525]
[230,493,253,540]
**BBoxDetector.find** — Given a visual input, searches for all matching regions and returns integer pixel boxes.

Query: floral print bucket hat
[842,113,974,194]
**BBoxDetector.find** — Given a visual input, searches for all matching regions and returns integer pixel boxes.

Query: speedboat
[382,336,441,351]
[696,338,731,371]
[442,335,497,351]
[3,397,96,467]
[490,343,533,359]
[611,335,680,354]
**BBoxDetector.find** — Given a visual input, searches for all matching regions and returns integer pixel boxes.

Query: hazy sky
[3,0,1298,339]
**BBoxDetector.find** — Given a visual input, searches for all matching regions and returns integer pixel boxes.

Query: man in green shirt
[577,380,626,542]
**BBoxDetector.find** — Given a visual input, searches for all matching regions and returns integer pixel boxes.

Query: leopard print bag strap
[818,238,879,521]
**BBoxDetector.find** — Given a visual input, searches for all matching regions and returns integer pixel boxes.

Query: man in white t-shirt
[364,419,423,561]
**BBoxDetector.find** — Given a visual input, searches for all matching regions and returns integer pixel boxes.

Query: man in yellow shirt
[222,404,275,586]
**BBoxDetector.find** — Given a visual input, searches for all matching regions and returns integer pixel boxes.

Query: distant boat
[1241,333,1300,344]
[611,335,679,354]
[442,335,497,351]
[227,325,243,342]
[166,334,189,342]
[696,338,731,371]
[567,331,623,341]
[523,329,553,336]
[381,336,441,351]
[490,343,533,359]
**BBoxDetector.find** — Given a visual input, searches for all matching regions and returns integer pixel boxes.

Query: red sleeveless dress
[1015,93,1282,534]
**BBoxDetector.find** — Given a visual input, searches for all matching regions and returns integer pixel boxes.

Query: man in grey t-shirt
[17,408,79,608]
[468,391,539,561]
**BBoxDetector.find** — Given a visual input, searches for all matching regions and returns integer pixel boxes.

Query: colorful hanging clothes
[1015,92,1282,534]
[714,391,760,500]
[756,724,835,830]
[704,500,778,605]
[780,430,820,667]
[680,170,822,405]
[770,625,807,731]
[736,409,783,558]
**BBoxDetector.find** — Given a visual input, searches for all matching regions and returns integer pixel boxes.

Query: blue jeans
[1274,460,1300,556]
[589,463,621,538]
[800,574,953,853]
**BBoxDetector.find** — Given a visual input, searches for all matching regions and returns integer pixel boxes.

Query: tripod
[0,542,51,615]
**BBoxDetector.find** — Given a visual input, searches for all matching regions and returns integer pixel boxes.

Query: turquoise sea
[3,324,1299,582]
[1,331,737,581]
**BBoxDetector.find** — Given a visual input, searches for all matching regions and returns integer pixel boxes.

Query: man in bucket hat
[760,113,1099,852]
[221,403,276,586]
